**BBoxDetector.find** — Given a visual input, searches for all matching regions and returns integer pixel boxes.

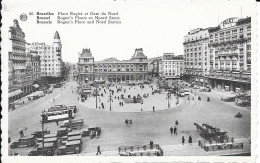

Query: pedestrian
[174,126,177,135]
[118,96,119,100]
[119,102,121,106]
[56,120,59,126]
[175,120,179,125]
[188,135,192,145]
[115,96,116,99]
[170,127,173,135]
[153,106,155,112]
[18,130,24,138]
[96,145,101,155]
[182,136,185,145]
[125,119,128,125]
[122,102,124,106]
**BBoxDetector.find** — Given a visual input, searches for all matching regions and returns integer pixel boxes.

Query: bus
[41,109,75,123]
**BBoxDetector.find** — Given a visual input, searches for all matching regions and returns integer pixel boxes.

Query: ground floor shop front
[182,74,251,94]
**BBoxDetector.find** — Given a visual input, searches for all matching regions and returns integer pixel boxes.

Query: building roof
[54,31,60,39]
[131,48,147,59]
[99,57,120,62]
[80,48,93,57]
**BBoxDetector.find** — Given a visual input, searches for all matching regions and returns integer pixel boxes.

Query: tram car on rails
[41,108,75,123]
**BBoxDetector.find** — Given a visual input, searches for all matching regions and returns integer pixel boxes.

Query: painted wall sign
[220,17,239,29]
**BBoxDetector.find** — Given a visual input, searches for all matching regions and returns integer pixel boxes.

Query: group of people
[182,135,193,145]
[170,120,179,135]
[125,119,133,125]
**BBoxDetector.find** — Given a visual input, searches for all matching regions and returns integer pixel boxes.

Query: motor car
[236,101,251,107]
[223,96,236,102]
[31,130,51,139]
[10,135,35,149]
[28,143,55,156]
[57,140,82,155]
[57,127,71,138]
[82,127,101,137]
[193,85,200,89]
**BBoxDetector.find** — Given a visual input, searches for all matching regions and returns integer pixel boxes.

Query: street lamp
[166,89,171,108]
[141,101,143,111]
[176,81,179,105]
[94,81,98,109]
[108,90,113,111]
[40,112,45,156]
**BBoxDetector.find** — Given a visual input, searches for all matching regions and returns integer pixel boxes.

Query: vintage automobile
[61,119,84,130]
[10,135,35,149]
[82,127,101,137]
[223,96,236,102]
[57,127,72,138]
[68,105,77,113]
[57,140,82,155]
[235,112,242,118]
[31,130,51,139]
[67,135,82,142]
[236,101,251,107]
[68,131,82,137]
[28,143,55,156]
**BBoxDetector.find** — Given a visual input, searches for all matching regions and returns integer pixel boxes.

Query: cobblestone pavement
[8,80,251,156]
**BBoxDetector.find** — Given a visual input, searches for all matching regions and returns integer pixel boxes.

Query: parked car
[223,96,236,102]
[28,143,55,156]
[10,135,35,149]
[236,101,251,107]
[57,140,82,155]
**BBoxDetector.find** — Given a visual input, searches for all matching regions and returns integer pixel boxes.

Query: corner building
[183,28,210,85]
[8,19,33,100]
[26,31,64,83]
[208,17,251,94]
[78,48,149,84]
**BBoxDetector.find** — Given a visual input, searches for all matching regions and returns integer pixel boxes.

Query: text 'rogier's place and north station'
[35,12,121,24]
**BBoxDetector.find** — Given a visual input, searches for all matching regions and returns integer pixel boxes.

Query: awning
[32,84,39,88]
[9,89,23,98]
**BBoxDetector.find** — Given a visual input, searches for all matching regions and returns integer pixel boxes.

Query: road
[8,79,251,155]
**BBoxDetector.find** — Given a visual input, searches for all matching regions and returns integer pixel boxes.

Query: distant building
[78,48,149,84]
[162,53,184,80]
[26,31,64,83]
[8,19,33,100]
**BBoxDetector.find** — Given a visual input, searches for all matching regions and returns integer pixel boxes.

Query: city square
[4,1,255,159]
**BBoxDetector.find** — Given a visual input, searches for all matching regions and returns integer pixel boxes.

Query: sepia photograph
[1,0,258,162]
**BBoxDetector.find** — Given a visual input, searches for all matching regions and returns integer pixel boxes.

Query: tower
[53,31,62,77]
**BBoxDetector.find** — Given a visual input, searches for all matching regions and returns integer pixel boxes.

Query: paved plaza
[8,79,251,156]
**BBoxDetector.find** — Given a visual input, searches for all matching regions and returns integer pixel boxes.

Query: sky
[3,0,255,63]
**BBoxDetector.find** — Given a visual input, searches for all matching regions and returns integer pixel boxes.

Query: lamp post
[141,101,143,111]
[41,113,45,156]
[176,81,179,105]
[166,89,171,108]
[108,90,113,111]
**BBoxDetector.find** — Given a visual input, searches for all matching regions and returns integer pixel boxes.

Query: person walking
[18,130,24,138]
[153,106,155,112]
[174,126,177,135]
[122,102,124,106]
[119,102,121,106]
[182,136,185,145]
[188,135,192,145]
[175,120,179,126]
[56,120,59,126]
[96,145,101,155]
[170,127,173,135]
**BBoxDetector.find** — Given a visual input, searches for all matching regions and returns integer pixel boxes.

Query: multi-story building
[8,19,33,101]
[162,53,183,80]
[148,56,162,77]
[26,31,63,83]
[78,48,149,84]
[183,17,251,94]
[183,28,210,85]
[208,17,251,94]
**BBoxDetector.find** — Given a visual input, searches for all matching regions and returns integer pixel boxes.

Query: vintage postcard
[1,0,258,162]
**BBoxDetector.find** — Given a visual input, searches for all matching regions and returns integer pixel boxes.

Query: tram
[41,109,74,123]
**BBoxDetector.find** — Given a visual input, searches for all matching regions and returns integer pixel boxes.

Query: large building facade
[78,48,149,84]
[208,17,251,94]
[183,28,210,85]
[162,53,183,80]
[26,31,63,83]
[8,19,33,100]
[183,17,251,94]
